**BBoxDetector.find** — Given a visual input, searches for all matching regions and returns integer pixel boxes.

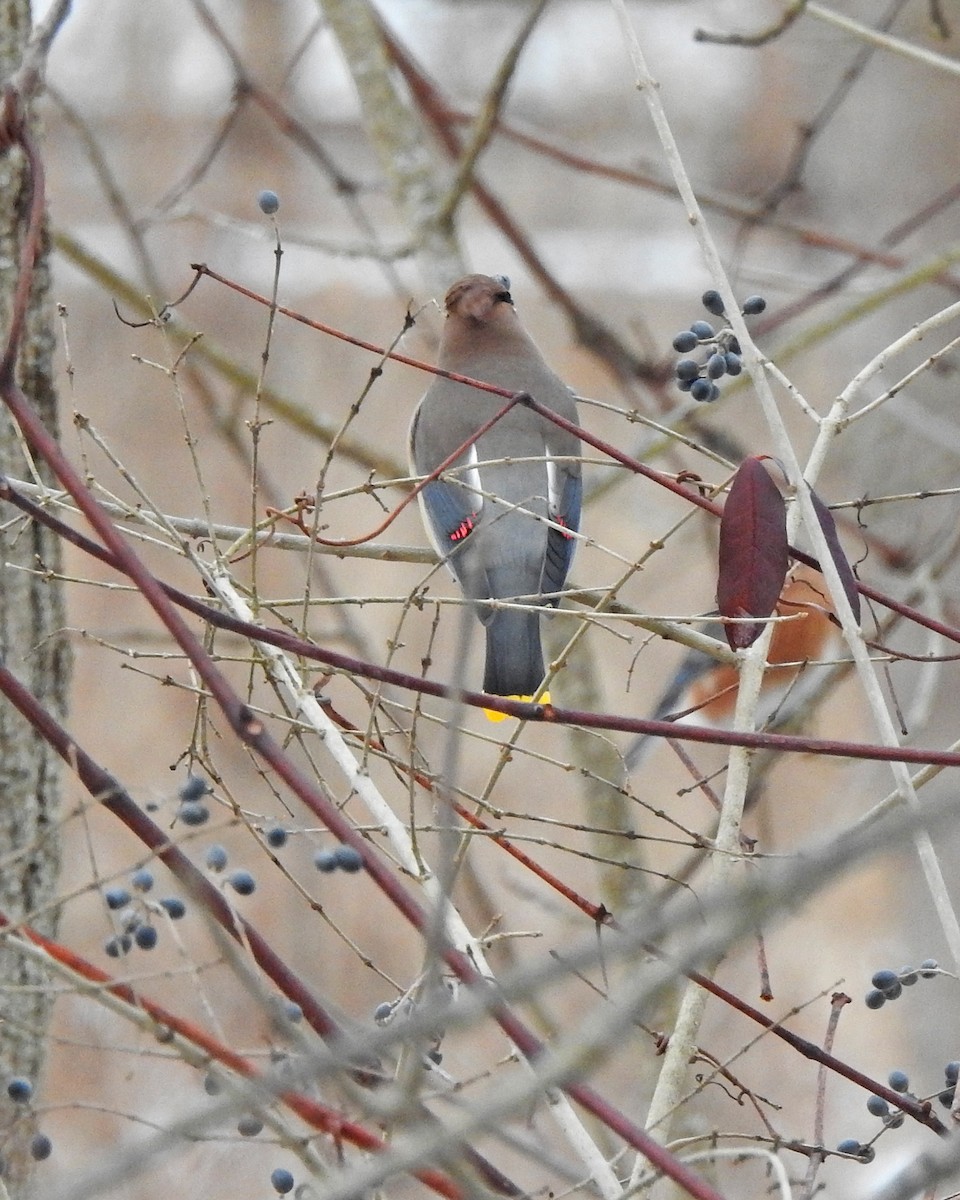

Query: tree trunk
[0,1,70,1191]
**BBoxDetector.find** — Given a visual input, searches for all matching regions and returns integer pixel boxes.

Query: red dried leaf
[717,457,789,650]
[809,488,861,625]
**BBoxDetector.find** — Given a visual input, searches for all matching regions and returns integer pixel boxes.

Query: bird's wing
[410,408,490,596]
[541,455,581,602]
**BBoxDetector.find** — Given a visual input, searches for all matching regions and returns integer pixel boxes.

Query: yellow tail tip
[484,693,550,722]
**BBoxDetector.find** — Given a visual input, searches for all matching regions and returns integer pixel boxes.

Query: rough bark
[0,0,70,1190]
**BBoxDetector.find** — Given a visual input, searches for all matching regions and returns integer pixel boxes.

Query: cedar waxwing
[409,274,581,713]
[624,568,838,770]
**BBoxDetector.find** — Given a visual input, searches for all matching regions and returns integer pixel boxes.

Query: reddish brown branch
[5,478,960,770]
[0,657,944,1142]
[377,16,662,388]
[192,263,960,657]
[0,908,462,1197]
[299,393,520,548]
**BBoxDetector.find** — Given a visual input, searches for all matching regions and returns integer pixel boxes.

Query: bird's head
[444,274,515,325]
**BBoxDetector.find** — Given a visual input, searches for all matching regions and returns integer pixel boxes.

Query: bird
[624,567,839,771]
[409,274,581,718]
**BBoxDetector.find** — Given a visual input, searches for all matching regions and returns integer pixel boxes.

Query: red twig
[6,480,960,770]
[190,262,512,398]
[0,908,462,1197]
[302,394,521,548]
[0,658,944,1141]
[191,264,960,657]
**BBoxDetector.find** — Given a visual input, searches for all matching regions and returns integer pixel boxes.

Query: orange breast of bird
[688,570,837,726]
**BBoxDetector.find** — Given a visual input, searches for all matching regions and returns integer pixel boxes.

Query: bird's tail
[482,608,546,705]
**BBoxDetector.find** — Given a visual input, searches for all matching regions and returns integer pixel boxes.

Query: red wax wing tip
[449,515,477,543]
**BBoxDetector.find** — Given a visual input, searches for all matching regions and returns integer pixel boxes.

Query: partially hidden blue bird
[409,274,582,718]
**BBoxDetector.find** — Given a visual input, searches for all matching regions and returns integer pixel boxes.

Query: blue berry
[158,897,186,920]
[333,846,364,873]
[29,1133,52,1161]
[940,1088,955,1107]
[865,989,885,1009]
[946,1061,959,1085]
[724,353,742,376]
[104,934,132,958]
[888,1069,909,1092]
[866,1094,889,1117]
[871,968,898,991]
[883,981,903,1001]
[676,378,695,393]
[314,849,338,873]
[676,358,700,382]
[6,1077,32,1104]
[130,869,154,893]
[265,825,288,849]
[672,330,698,353]
[920,958,939,977]
[858,1146,876,1163]
[836,1138,861,1155]
[204,1072,221,1095]
[742,295,767,315]
[690,378,714,403]
[706,353,726,380]
[179,801,209,826]
[270,1167,294,1194]
[374,1002,394,1023]
[282,1002,303,1023]
[205,844,228,872]
[104,886,131,910]
[237,1115,263,1137]
[701,290,725,316]
[899,966,918,985]
[134,925,159,951]
[179,774,209,803]
[689,320,715,340]
[228,870,256,896]
[258,190,280,216]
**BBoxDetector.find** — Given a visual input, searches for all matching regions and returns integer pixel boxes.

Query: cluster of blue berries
[204,827,363,892]
[117,772,365,960]
[102,868,186,957]
[5,1077,53,1164]
[204,844,258,896]
[865,1071,909,1130]
[865,960,939,1009]
[672,290,766,403]
[177,774,212,827]
[314,845,364,873]
[837,1063,959,1161]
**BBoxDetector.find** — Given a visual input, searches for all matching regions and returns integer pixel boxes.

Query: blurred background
[15,0,960,1196]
